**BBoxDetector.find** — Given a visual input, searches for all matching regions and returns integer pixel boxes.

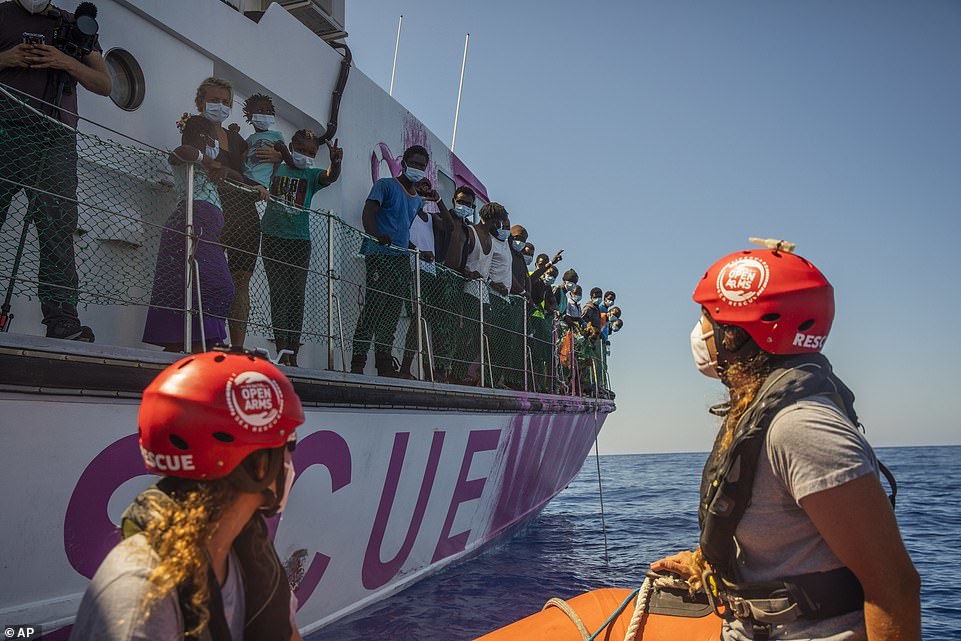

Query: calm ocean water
[307,445,960,641]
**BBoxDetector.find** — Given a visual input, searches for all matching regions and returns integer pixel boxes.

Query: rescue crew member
[70,349,305,641]
[651,242,920,641]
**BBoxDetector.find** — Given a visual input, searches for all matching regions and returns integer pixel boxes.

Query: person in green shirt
[261,129,342,366]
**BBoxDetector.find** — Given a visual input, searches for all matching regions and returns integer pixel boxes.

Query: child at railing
[143,115,236,352]
[220,93,290,348]
[261,129,342,366]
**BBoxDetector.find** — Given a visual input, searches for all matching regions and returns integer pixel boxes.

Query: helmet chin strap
[227,447,285,514]
[710,320,762,385]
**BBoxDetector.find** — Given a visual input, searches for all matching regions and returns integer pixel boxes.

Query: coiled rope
[543,575,655,641]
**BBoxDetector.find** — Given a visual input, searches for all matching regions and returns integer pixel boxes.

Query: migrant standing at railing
[261,129,342,367]
[456,202,507,385]
[0,0,112,341]
[351,144,432,377]
[553,268,578,316]
[398,179,454,380]
[581,288,606,394]
[142,115,237,352]
[487,208,514,388]
[229,92,291,348]
[557,282,584,394]
[431,185,477,382]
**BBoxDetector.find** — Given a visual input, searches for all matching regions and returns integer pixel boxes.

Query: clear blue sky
[346,1,961,454]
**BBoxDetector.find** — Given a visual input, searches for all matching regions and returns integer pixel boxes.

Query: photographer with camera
[0,0,111,341]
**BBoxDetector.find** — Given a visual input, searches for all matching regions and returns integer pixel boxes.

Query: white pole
[451,32,470,152]
[389,15,403,96]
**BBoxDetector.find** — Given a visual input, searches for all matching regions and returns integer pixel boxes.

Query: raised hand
[327,138,343,164]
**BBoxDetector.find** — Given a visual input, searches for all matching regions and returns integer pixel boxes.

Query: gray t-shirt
[724,394,880,641]
[70,535,268,641]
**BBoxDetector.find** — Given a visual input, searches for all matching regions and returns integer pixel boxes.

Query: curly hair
[686,331,772,588]
[140,479,235,637]
[194,77,233,112]
[242,93,275,121]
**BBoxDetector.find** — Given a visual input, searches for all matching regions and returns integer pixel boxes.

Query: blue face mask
[493,228,509,241]
[203,101,231,124]
[592,297,602,306]
[544,276,556,285]
[510,238,525,252]
[205,138,220,160]
[571,293,582,303]
[291,151,314,170]
[453,203,474,218]
[250,114,275,131]
[404,166,426,183]
[524,254,534,266]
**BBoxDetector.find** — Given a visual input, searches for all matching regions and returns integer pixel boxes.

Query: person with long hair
[651,243,920,641]
[70,349,305,641]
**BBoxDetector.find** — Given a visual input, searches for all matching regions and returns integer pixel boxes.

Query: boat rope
[621,576,654,641]
[544,575,663,641]
[542,597,591,640]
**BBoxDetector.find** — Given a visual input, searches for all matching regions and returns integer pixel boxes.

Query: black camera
[52,2,99,60]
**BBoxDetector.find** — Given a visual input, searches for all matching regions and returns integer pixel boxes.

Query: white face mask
[203,101,231,124]
[291,151,314,169]
[690,319,720,379]
[276,457,296,514]
[204,138,220,161]
[18,0,50,13]
[250,114,275,131]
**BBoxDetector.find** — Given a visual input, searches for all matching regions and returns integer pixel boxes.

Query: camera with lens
[52,2,99,60]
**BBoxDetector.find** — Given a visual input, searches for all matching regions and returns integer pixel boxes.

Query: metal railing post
[415,251,424,380]
[523,299,529,392]
[327,214,335,370]
[422,316,435,383]
[335,296,348,372]
[183,163,195,353]
[479,283,485,388]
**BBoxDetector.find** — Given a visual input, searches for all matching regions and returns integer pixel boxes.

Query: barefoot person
[651,243,920,641]
[70,349,305,641]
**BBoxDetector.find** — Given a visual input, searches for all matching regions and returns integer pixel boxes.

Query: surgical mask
[511,239,525,252]
[276,457,296,514]
[250,114,275,131]
[690,320,720,379]
[571,293,582,303]
[453,203,474,218]
[291,151,314,170]
[564,281,574,291]
[612,324,621,333]
[494,228,509,241]
[524,254,533,266]
[18,0,50,13]
[592,297,602,306]
[604,298,614,307]
[204,138,220,160]
[404,166,426,183]
[203,101,231,124]
[544,276,556,285]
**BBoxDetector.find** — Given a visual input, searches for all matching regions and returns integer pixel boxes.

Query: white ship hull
[0,1,614,636]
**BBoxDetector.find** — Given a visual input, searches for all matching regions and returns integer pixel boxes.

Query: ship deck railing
[0,83,612,398]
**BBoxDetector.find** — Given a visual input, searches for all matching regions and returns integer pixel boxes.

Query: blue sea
[307,446,960,641]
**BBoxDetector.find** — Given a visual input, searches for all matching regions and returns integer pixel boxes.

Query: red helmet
[693,248,834,355]
[138,351,304,480]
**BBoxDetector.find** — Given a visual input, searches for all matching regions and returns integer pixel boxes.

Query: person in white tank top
[456,203,509,384]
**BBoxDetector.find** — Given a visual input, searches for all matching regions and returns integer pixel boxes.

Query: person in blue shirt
[261,128,342,366]
[351,144,438,377]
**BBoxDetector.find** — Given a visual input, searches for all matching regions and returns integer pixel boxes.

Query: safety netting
[0,83,612,396]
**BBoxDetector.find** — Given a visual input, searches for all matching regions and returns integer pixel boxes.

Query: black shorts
[219,189,261,274]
